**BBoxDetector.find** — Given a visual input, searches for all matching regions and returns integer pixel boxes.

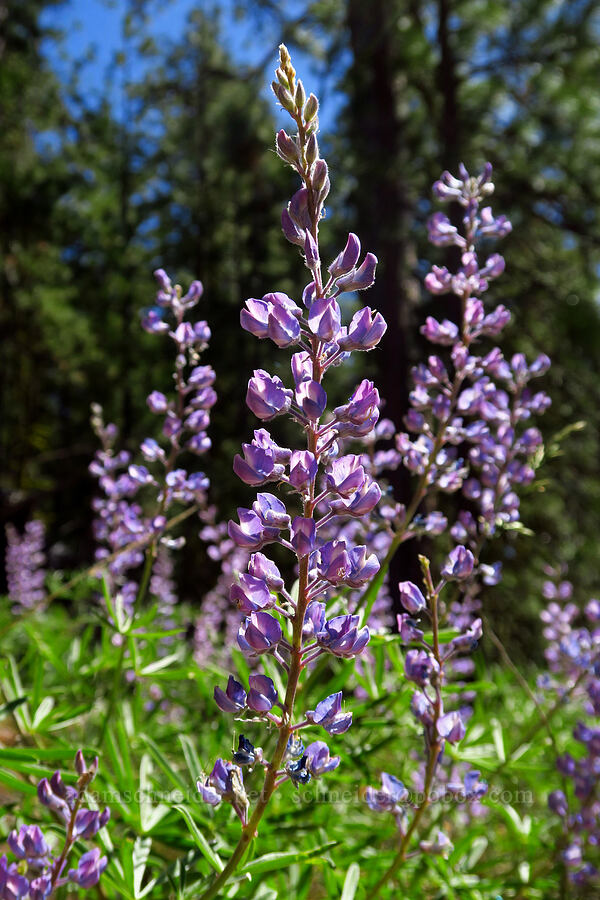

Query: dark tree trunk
[346,0,421,603]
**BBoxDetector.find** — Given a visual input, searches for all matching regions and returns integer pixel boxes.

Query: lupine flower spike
[196,44,385,899]
[1,751,109,899]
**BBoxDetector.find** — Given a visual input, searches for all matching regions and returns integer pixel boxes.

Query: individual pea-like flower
[307,692,352,734]
[398,581,427,615]
[253,493,291,530]
[446,769,488,801]
[305,741,340,776]
[233,442,279,486]
[67,848,108,889]
[303,600,326,637]
[365,773,409,812]
[0,857,30,899]
[7,826,50,862]
[441,545,475,580]
[397,614,425,644]
[419,831,453,857]
[230,573,274,613]
[328,233,361,277]
[228,508,271,550]
[329,478,382,517]
[307,297,341,341]
[247,674,279,711]
[238,611,283,656]
[296,379,327,421]
[346,546,380,587]
[197,759,248,825]
[335,379,380,426]
[214,675,247,713]
[335,252,378,293]
[316,540,351,585]
[286,754,312,787]
[248,552,284,591]
[289,450,318,491]
[437,710,466,743]
[246,370,293,420]
[404,649,437,686]
[338,307,387,351]
[291,517,316,557]
[326,455,367,497]
[316,614,370,658]
[72,808,110,840]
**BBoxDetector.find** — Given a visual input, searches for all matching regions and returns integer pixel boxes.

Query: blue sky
[41,0,343,132]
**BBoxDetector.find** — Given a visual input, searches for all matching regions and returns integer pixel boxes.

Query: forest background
[3,0,600,657]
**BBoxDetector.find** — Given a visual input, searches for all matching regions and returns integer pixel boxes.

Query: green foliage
[0,580,586,898]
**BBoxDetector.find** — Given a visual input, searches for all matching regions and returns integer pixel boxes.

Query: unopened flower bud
[304,92,319,122]
[306,133,318,166]
[295,79,306,111]
[276,129,298,165]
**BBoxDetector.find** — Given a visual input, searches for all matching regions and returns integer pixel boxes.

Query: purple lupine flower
[7,826,50,862]
[316,615,369,658]
[233,443,278,486]
[247,674,279,711]
[330,478,382,517]
[296,379,327,421]
[398,581,427,615]
[303,600,326,637]
[419,831,453,857]
[316,540,351,585]
[405,649,437,686]
[72,807,110,840]
[197,759,248,825]
[246,370,293,420]
[291,517,316,557]
[238,611,282,656]
[307,692,352,734]
[346,546,380,586]
[215,676,247,713]
[67,848,108,888]
[326,455,366,497]
[230,573,274,613]
[441,546,475,580]
[202,46,388,851]
[228,508,270,550]
[365,773,408,812]
[328,233,361,278]
[305,741,340,776]
[336,252,378,293]
[335,380,379,426]
[253,492,291,530]
[307,297,341,341]
[397,614,425,644]
[248,552,284,591]
[29,875,53,900]
[338,307,387,351]
[0,856,29,899]
[437,711,466,743]
[289,450,318,491]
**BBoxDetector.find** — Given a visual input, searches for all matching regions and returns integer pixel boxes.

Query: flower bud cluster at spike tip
[1,751,110,898]
[539,566,600,885]
[390,163,550,563]
[199,44,387,827]
[89,269,215,620]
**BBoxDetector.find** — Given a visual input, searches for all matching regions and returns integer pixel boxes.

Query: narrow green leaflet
[341,862,360,900]
[240,841,339,877]
[173,804,223,874]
